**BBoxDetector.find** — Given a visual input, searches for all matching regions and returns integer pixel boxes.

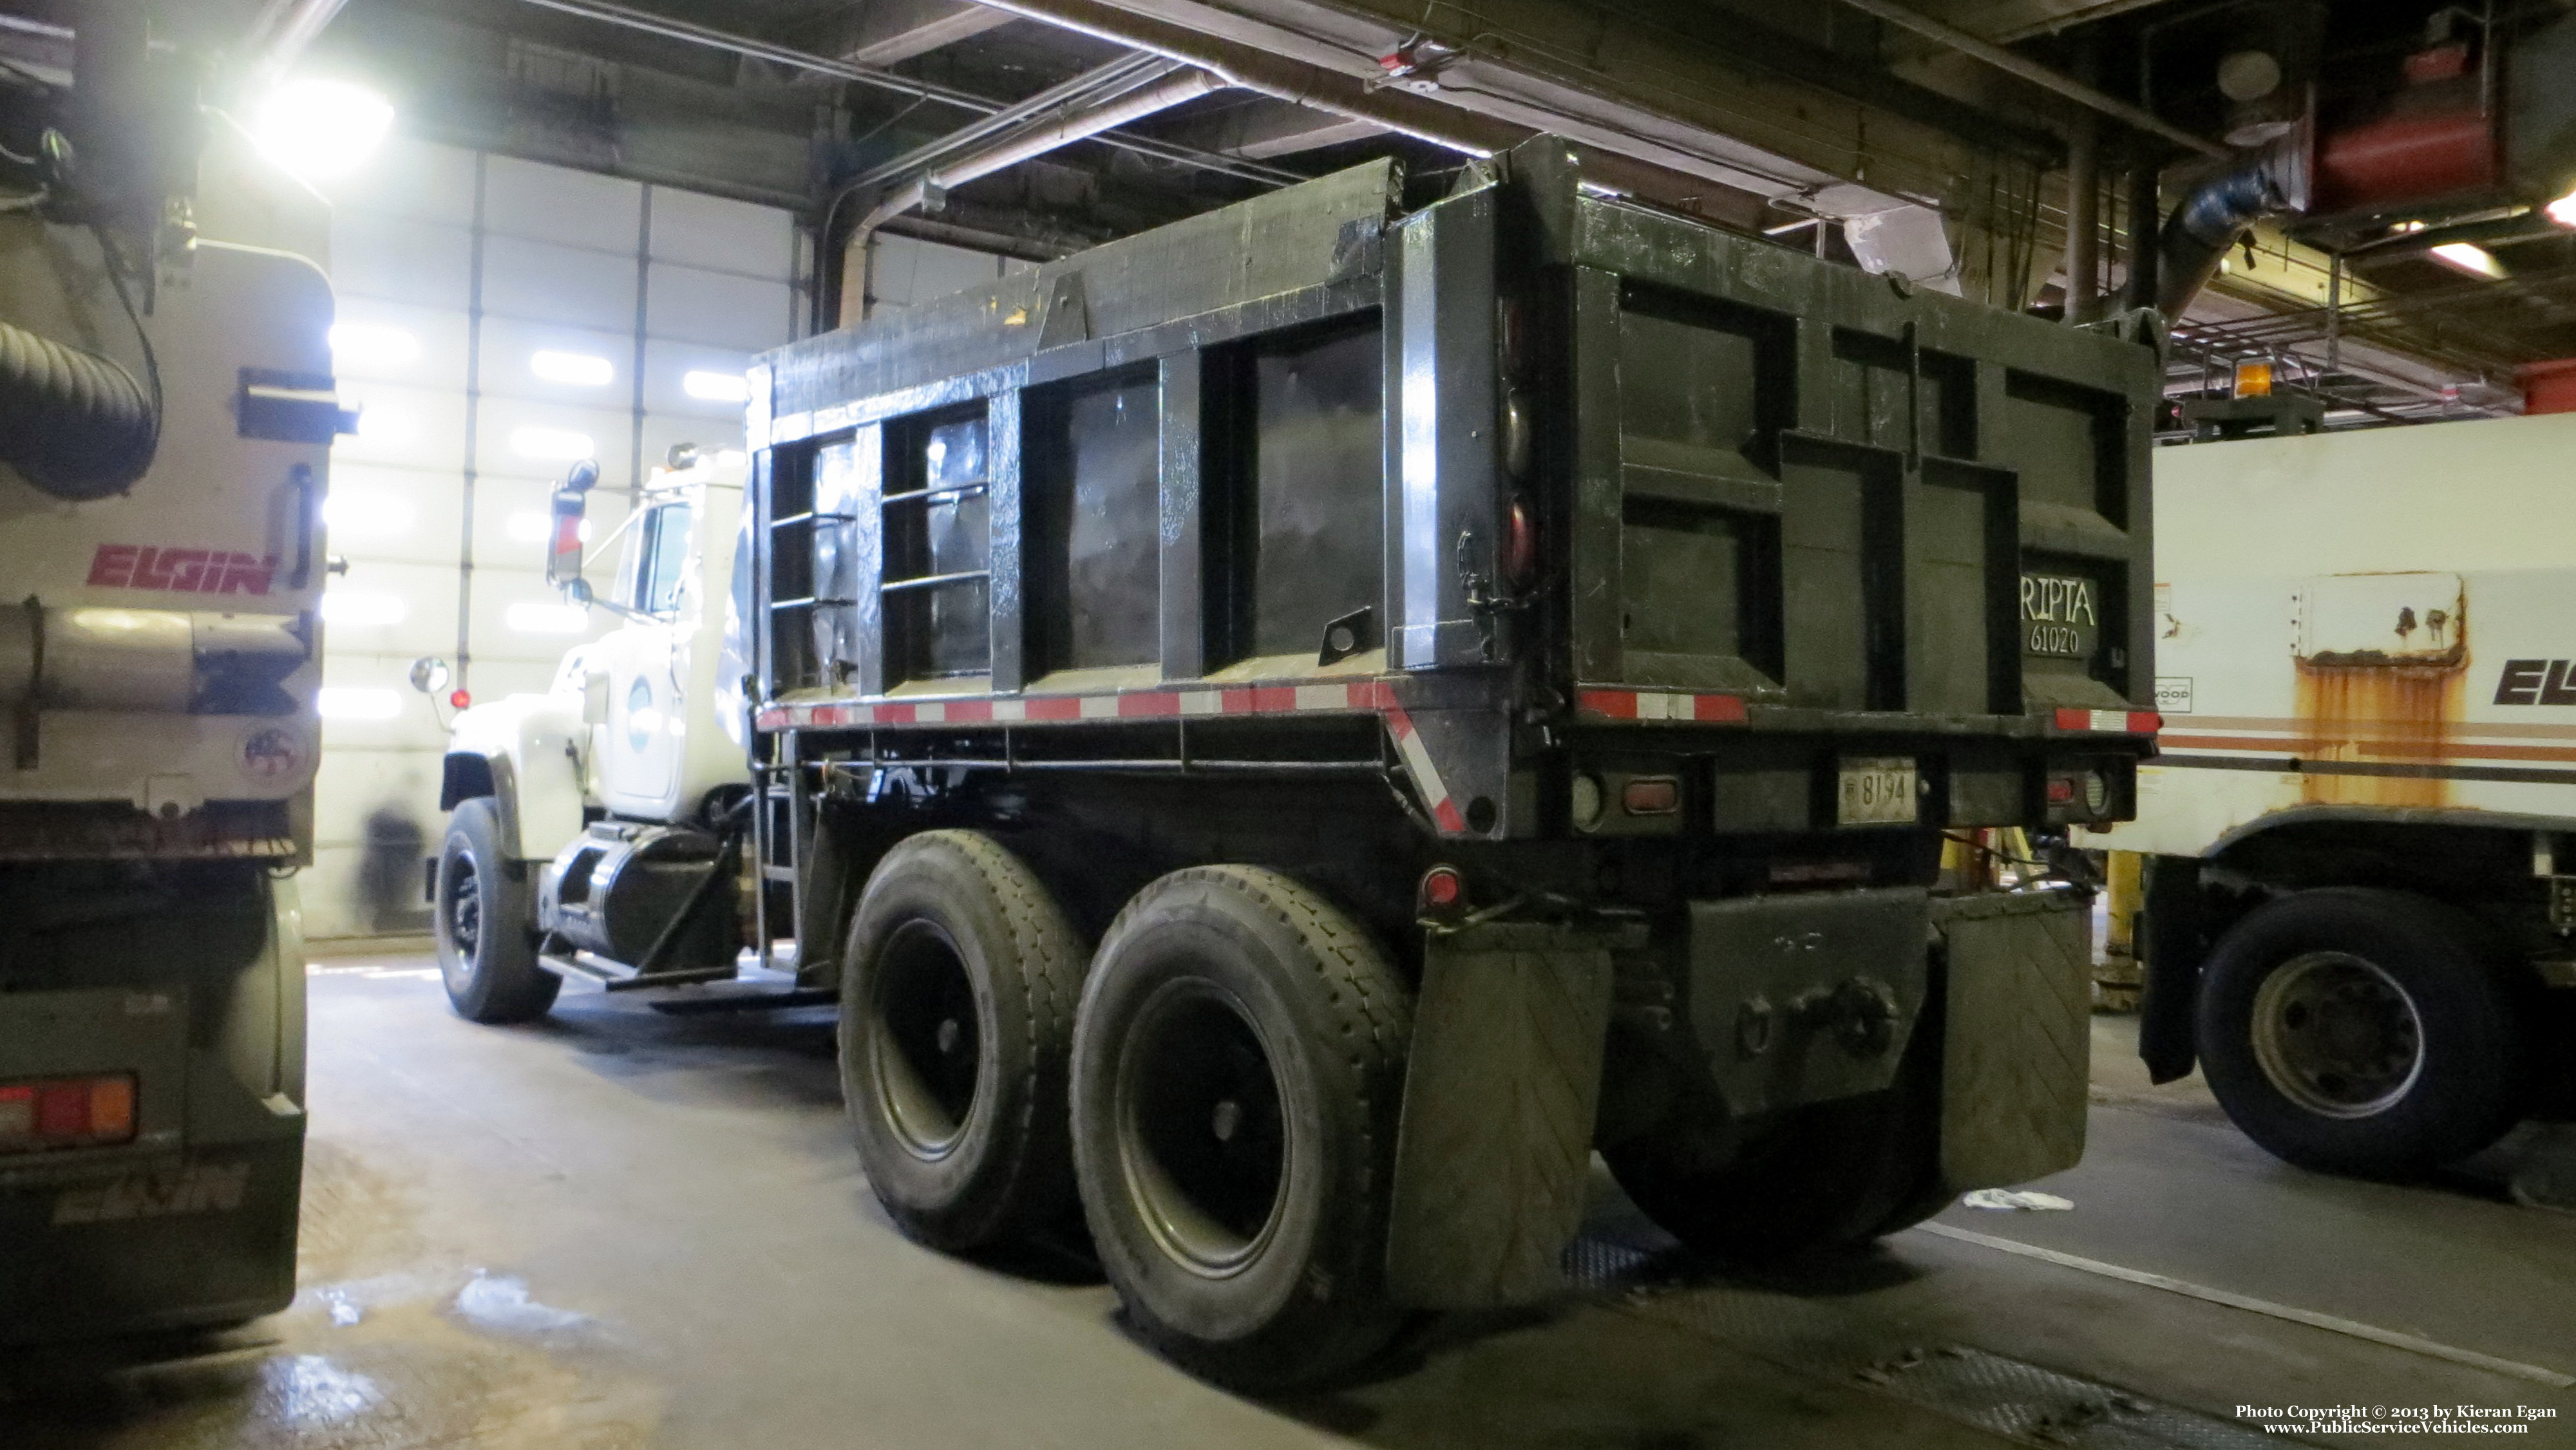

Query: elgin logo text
[87,545,278,596]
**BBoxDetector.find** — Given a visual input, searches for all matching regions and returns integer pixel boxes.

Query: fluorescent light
[682,369,750,403]
[319,590,408,626]
[328,323,419,369]
[511,426,594,460]
[507,510,590,543]
[321,491,415,536]
[2549,186,2576,229]
[253,79,394,182]
[531,350,614,386]
[317,686,401,720]
[347,408,413,446]
[506,601,590,635]
[2429,241,2505,279]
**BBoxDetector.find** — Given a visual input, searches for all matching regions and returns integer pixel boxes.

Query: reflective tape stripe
[1575,690,1747,723]
[757,679,1403,731]
[1383,706,1467,834]
[2054,708,2163,734]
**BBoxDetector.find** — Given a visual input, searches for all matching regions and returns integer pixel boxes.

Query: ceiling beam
[1160,96,1385,158]
[835,0,1016,66]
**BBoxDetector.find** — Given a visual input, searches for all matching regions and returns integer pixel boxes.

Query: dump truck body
[439,138,2163,1387]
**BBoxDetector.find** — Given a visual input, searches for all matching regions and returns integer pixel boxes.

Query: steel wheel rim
[869,918,982,1158]
[443,858,481,984]
[1115,977,1289,1277]
[2250,950,2425,1119]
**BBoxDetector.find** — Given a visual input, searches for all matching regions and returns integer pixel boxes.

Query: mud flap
[1384,921,1623,1308]
[1933,889,2093,1191]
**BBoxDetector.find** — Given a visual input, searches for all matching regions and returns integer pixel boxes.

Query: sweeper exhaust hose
[0,315,156,500]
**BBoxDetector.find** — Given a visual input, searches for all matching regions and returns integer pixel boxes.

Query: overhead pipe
[848,53,1181,195]
[958,0,1520,155]
[2064,111,2099,323]
[849,66,1226,261]
[1828,0,2226,160]
[2152,133,2309,319]
[507,0,1296,186]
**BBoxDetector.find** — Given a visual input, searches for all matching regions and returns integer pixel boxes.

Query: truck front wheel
[840,831,1083,1250]
[433,797,560,1023]
[2197,889,2530,1177]
[1070,867,1412,1391]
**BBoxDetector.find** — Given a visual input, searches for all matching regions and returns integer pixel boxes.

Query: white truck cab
[430,449,753,1019]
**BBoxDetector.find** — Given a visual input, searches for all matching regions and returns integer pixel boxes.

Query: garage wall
[303,139,1030,942]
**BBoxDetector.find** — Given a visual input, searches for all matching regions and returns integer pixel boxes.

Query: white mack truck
[430,450,753,1019]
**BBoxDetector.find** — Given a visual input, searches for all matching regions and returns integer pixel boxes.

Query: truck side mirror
[544,459,599,597]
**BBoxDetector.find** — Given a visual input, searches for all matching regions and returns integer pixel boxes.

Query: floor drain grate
[1560,1234,2294,1449]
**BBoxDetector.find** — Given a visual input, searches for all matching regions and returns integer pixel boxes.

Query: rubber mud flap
[1934,888,2093,1191]
[1385,921,1620,1308]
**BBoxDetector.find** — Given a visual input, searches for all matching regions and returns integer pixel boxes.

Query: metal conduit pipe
[0,317,156,500]
[849,53,1182,196]
[852,68,1227,254]
[2154,135,2308,319]
[960,0,1520,155]
[1828,0,2226,160]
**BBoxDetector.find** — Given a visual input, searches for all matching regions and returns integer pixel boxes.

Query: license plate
[1837,757,1918,826]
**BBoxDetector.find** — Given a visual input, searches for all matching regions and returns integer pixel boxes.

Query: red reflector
[2046,777,2079,805]
[37,1084,87,1139]
[0,1075,138,1153]
[1420,866,1464,910]
[1502,496,1538,588]
[1622,777,1681,814]
[450,688,472,709]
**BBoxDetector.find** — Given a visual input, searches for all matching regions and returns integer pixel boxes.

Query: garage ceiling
[92,1,2576,421]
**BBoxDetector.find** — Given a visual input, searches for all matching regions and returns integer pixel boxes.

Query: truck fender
[2137,854,2207,1084]
[442,694,589,862]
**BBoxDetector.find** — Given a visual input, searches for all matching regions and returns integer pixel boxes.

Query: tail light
[1419,864,1466,916]
[0,1074,138,1154]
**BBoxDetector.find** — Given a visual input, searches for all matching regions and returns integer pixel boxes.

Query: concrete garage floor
[5,952,2571,1449]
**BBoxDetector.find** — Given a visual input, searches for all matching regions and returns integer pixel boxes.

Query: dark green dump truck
[726,138,2161,1387]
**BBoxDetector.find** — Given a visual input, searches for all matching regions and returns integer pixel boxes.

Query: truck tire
[840,830,1083,1251]
[1070,866,1412,1391]
[2197,889,2530,1177]
[1605,990,1945,1261]
[433,797,560,1024]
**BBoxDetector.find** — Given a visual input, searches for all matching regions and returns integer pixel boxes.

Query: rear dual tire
[1071,867,1413,1391]
[840,831,1084,1250]
[838,846,1416,1389]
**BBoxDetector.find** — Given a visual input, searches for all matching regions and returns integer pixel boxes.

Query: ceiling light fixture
[2429,241,2505,279]
[682,370,750,403]
[252,77,394,182]
[531,351,614,386]
[328,323,419,369]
